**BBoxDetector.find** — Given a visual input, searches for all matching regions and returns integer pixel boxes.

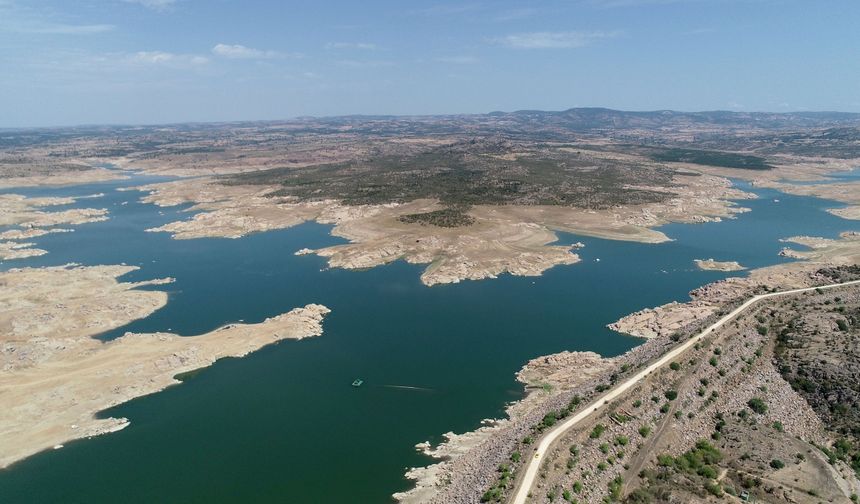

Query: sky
[1,0,859,127]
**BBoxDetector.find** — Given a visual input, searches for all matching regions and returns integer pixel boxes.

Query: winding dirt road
[511,279,860,504]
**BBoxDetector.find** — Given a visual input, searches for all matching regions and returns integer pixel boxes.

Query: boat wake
[382,384,435,392]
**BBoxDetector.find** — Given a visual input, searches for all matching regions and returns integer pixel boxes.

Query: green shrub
[669,361,681,371]
[657,454,674,466]
[770,459,785,469]
[627,488,653,503]
[664,390,678,401]
[608,476,623,501]
[590,424,606,439]
[639,425,651,438]
[698,465,718,479]
[704,481,723,497]
[748,397,768,414]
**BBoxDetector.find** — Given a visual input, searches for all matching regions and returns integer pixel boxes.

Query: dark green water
[0,175,857,503]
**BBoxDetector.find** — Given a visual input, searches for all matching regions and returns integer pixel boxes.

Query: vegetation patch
[398,206,475,228]
[649,148,772,170]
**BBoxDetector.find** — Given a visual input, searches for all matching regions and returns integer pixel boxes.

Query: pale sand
[0,229,73,260]
[136,171,752,286]
[0,228,72,241]
[779,232,860,264]
[0,241,48,260]
[0,193,108,228]
[395,351,614,504]
[0,264,330,468]
[0,167,127,189]
[398,231,860,502]
[756,179,860,221]
[688,155,860,220]
[694,258,747,271]
[608,301,718,339]
[829,206,860,220]
[612,232,860,340]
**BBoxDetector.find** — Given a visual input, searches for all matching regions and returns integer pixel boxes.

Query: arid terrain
[5,109,858,285]
[1,109,859,501]
[397,242,860,504]
[0,263,330,468]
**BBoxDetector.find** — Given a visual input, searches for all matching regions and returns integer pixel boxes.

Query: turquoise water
[783,166,860,185]
[0,176,857,503]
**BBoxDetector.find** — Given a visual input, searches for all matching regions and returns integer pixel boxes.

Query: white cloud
[325,42,377,50]
[211,43,284,60]
[129,51,208,66]
[123,0,176,11]
[21,22,114,34]
[337,59,395,68]
[587,0,701,6]
[408,3,481,16]
[434,56,478,64]
[0,1,114,35]
[492,31,619,49]
[493,8,537,22]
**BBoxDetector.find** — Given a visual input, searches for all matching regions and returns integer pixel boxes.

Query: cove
[0,177,858,503]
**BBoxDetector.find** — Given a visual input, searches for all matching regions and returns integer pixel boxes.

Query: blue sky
[1,0,858,127]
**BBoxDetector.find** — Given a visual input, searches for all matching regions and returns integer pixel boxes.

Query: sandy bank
[779,232,860,264]
[0,229,73,261]
[0,193,108,228]
[395,351,616,504]
[829,206,860,220]
[690,155,860,220]
[0,264,330,468]
[135,172,751,286]
[397,231,860,502]
[694,258,747,271]
[0,167,127,190]
[0,194,106,260]
[0,241,48,260]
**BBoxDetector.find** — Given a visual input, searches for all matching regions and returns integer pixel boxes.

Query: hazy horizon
[5,106,860,131]
[2,0,859,128]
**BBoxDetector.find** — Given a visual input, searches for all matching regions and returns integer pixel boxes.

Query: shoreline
[394,230,860,503]
[694,258,747,271]
[0,264,331,469]
[133,171,753,286]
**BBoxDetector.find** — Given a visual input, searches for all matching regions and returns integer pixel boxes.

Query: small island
[694,258,747,271]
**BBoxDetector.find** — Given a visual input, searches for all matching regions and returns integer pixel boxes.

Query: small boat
[352,379,364,387]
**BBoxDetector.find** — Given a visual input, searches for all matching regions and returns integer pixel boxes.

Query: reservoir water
[1,175,857,503]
